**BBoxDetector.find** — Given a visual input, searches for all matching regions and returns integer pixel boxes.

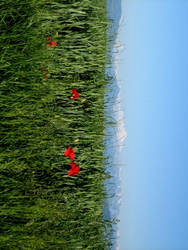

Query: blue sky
[116,0,188,249]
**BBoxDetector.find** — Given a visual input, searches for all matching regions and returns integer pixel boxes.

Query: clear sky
[117,0,188,249]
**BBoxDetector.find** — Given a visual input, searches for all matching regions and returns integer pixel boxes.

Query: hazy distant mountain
[106,0,125,153]
[106,0,122,104]
[107,0,122,39]
[104,0,122,209]
[104,1,123,249]
[107,0,122,24]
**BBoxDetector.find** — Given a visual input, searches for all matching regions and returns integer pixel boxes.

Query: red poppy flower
[43,75,48,79]
[46,39,57,48]
[70,89,79,99]
[64,147,75,160]
[68,161,80,176]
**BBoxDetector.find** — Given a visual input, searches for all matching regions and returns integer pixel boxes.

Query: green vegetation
[0,0,115,249]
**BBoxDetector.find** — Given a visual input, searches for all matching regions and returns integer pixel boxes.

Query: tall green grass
[0,0,116,249]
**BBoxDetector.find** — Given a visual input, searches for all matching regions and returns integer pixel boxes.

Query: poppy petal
[72,89,79,98]
[70,161,76,168]
[46,39,57,48]
[68,161,80,176]
[70,162,80,171]
[69,152,75,160]
[70,89,79,99]
[50,41,57,48]
[64,147,75,160]
[64,147,71,157]
[68,168,75,176]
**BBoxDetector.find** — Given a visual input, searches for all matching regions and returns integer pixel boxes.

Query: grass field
[0,0,116,249]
